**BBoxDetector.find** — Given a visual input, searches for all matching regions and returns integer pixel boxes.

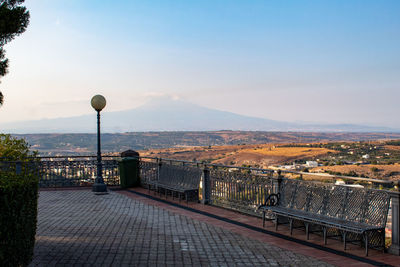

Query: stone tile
[30,191,334,266]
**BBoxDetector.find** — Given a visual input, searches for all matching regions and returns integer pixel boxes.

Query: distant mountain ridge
[2,97,398,133]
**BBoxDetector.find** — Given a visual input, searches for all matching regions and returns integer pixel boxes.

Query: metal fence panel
[209,169,275,216]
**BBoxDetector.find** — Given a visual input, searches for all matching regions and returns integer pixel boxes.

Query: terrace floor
[30,187,399,267]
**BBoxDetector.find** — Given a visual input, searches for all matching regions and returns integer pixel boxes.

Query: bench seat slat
[265,206,384,233]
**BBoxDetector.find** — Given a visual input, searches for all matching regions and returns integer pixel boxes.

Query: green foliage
[326,170,361,177]
[0,171,38,266]
[0,0,30,104]
[0,133,38,266]
[0,134,37,160]
[386,140,400,146]
[371,167,379,172]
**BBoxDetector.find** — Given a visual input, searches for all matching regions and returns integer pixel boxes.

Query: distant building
[306,161,318,167]
[335,180,364,188]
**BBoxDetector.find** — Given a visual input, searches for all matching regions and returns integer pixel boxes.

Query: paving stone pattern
[30,191,334,267]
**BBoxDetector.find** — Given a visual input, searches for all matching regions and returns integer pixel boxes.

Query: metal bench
[258,179,391,256]
[154,163,202,203]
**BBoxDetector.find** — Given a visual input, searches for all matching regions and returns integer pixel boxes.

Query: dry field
[385,145,400,151]
[311,164,400,181]
[140,143,400,181]
[140,144,336,168]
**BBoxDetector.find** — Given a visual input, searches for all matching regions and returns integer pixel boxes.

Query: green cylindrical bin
[119,150,140,188]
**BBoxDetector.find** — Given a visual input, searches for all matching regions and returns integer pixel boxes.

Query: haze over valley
[3,97,398,134]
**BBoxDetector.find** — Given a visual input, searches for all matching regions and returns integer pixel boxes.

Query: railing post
[15,161,22,175]
[157,158,162,181]
[276,170,283,194]
[389,181,400,255]
[202,166,210,205]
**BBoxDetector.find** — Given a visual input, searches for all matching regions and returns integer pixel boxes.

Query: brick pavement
[30,190,334,266]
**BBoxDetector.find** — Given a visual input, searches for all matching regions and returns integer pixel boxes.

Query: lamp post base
[92,182,108,193]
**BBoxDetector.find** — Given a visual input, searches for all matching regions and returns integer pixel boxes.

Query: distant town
[15,131,400,181]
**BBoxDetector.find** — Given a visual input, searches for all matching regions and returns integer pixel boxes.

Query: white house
[306,161,318,167]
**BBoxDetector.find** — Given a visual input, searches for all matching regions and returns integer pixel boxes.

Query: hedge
[0,171,39,267]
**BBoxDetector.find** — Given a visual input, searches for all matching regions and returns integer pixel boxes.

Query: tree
[0,0,30,105]
[0,133,37,160]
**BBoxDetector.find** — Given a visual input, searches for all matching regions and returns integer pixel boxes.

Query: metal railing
[1,155,399,254]
[0,160,40,177]
[138,156,397,216]
[0,156,120,187]
[39,158,120,187]
[1,154,396,192]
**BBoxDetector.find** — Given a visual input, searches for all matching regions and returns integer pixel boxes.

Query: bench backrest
[324,185,347,219]
[307,183,327,215]
[279,179,390,228]
[279,179,298,208]
[292,181,310,212]
[364,190,391,227]
[158,163,202,189]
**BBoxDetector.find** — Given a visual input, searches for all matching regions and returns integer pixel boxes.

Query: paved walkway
[31,190,334,266]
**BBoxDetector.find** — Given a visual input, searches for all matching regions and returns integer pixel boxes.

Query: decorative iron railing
[208,167,275,216]
[37,156,120,187]
[139,158,158,186]
[0,160,40,176]
[0,156,120,187]
[140,157,275,216]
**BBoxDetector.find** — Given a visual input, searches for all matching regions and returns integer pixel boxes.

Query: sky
[1,0,399,128]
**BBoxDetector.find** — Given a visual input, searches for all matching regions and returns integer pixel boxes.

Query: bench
[151,163,202,203]
[258,179,391,256]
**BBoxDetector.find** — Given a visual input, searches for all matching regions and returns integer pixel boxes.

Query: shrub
[371,167,379,172]
[0,167,39,266]
[0,134,37,160]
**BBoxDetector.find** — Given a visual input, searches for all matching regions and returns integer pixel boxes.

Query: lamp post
[91,95,107,193]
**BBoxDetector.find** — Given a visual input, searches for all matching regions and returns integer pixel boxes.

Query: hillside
[140,144,336,168]
[15,131,400,156]
[140,139,400,181]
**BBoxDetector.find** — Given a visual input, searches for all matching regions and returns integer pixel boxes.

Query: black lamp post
[91,94,107,193]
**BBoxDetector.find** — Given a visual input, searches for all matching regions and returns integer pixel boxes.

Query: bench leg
[305,223,309,240]
[381,229,385,253]
[365,232,368,256]
[343,232,347,250]
[323,227,327,245]
[275,216,279,231]
[289,219,293,235]
[262,211,266,228]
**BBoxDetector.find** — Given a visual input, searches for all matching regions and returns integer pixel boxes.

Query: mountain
[1,97,397,133]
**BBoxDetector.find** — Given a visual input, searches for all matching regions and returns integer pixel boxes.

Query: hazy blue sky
[1,0,399,128]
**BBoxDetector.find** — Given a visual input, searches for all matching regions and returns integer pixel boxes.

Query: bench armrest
[257,193,279,210]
